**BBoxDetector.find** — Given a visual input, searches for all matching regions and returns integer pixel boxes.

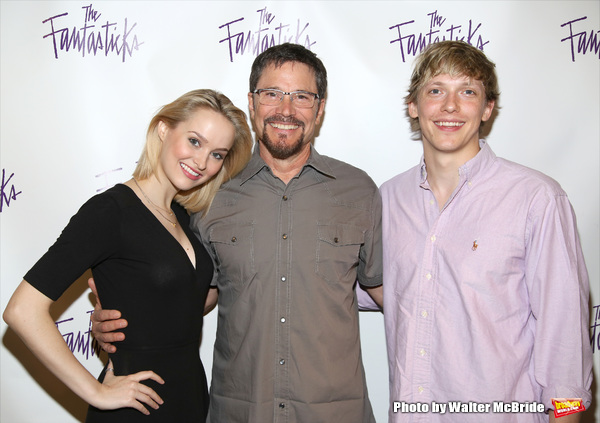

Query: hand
[97,361,165,415]
[204,287,218,315]
[88,278,128,353]
[357,283,383,311]
[365,285,383,309]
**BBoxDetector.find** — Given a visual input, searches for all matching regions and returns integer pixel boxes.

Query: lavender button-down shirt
[365,140,593,422]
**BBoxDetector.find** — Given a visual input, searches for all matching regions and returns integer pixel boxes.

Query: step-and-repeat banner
[1,1,598,422]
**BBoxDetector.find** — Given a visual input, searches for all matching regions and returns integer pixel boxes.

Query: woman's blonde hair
[134,89,253,215]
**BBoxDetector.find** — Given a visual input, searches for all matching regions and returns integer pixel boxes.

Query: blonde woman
[3,89,253,422]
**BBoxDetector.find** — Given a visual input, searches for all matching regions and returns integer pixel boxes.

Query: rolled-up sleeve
[525,190,593,410]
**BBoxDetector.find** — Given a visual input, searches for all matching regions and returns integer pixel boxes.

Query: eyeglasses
[252,89,320,109]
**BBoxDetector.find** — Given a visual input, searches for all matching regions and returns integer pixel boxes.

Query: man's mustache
[265,115,305,127]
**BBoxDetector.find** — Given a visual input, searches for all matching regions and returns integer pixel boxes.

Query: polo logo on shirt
[552,398,585,418]
[472,240,478,251]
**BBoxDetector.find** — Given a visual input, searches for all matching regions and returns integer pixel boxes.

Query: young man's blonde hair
[406,41,500,130]
[134,89,253,214]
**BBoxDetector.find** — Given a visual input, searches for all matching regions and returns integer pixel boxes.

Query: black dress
[25,184,211,422]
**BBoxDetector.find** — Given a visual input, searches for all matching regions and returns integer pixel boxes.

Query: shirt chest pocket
[209,224,255,285]
[316,223,365,285]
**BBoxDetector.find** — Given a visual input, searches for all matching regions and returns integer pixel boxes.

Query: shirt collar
[419,139,497,188]
[458,139,497,182]
[236,143,336,185]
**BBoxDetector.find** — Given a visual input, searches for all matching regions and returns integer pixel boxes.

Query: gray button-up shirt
[192,146,382,423]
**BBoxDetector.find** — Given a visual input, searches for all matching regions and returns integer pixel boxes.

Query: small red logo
[552,398,585,418]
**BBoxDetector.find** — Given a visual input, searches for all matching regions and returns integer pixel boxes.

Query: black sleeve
[24,192,121,301]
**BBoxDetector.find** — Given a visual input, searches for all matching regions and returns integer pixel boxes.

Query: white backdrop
[1,1,598,422]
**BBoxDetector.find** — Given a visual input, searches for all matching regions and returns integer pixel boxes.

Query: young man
[91,43,383,423]
[380,40,592,422]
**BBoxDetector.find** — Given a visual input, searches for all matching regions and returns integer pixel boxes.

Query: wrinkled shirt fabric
[378,140,593,422]
[193,146,382,423]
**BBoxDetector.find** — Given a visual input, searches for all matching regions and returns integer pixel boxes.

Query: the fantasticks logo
[56,310,103,361]
[0,169,22,213]
[389,10,491,62]
[42,3,144,62]
[219,5,316,62]
[560,16,600,62]
[592,304,600,355]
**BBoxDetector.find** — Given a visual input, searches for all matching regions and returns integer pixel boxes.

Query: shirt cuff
[541,385,593,410]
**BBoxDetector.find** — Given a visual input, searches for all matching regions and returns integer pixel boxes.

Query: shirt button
[279,359,285,365]
[418,386,424,394]
[421,310,428,318]
[334,237,339,243]
[425,273,432,280]
[282,195,288,201]
[281,276,287,282]
[231,237,237,242]
[282,234,288,240]
[279,403,285,409]
[280,317,286,323]
[419,349,426,356]
[430,235,436,242]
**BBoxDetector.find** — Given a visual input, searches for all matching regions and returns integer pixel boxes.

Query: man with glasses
[91,43,383,423]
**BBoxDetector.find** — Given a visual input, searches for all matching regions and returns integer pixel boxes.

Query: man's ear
[248,92,256,121]
[315,99,326,125]
[481,100,495,122]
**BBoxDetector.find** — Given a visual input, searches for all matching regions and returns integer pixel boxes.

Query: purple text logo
[56,310,102,361]
[42,3,144,62]
[390,10,490,62]
[219,6,316,62]
[1,169,22,213]
[95,167,124,193]
[561,17,600,62]
[591,304,600,355]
